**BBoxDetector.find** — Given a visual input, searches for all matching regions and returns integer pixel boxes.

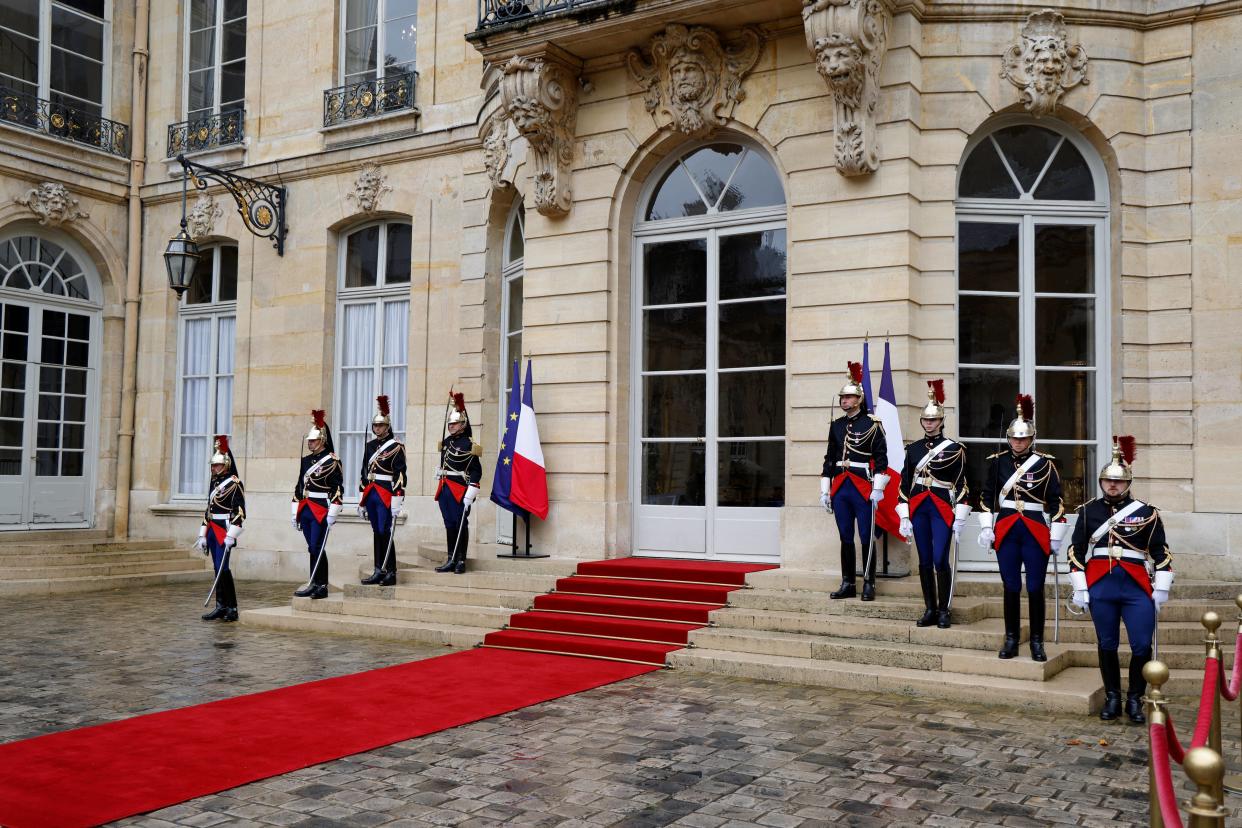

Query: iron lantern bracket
[175,154,288,256]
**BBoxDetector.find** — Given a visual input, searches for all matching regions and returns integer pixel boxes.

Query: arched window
[956,120,1109,519]
[335,220,411,501]
[0,235,94,302]
[497,202,523,543]
[174,244,238,497]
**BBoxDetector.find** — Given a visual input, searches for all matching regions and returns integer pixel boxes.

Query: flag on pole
[873,340,906,539]
[510,359,549,520]
[861,339,874,416]
[489,359,528,518]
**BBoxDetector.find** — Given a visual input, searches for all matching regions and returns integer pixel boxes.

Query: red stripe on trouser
[298,499,327,522]
[1085,558,1153,596]
[909,491,953,527]
[361,483,392,508]
[830,471,871,502]
[994,513,1050,554]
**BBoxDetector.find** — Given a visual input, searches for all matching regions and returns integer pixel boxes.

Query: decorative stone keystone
[802,0,891,176]
[14,182,89,227]
[500,48,582,218]
[1000,9,1089,117]
[627,24,762,140]
[346,162,393,214]
[185,193,224,240]
[482,114,513,192]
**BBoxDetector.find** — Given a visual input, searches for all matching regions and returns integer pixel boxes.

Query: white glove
[1153,570,1173,613]
[463,485,478,508]
[869,472,888,504]
[1049,520,1068,556]
[391,495,404,515]
[1049,536,1063,555]
[899,518,913,539]
[1154,590,1169,613]
[820,494,831,511]
[1072,589,1090,609]
[327,503,340,527]
[820,478,831,512]
[223,535,236,551]
[194,525,208,552]
[952,504,971,540]
[291,501,299,529]
[356,504,367,520]
[977,528,995,549]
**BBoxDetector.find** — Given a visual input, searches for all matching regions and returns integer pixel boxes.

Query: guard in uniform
[195,435,245,621]
[434,393,482,574]
[291,409,343,598]
[358,395,406,586]
[895,380,971,628]
[821,362,890,601]
[978,394,1067,661]
[1068,437,1172,723]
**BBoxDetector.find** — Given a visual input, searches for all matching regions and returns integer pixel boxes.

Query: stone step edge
[717,606,1218,633]
[240,605,489,647]
[0,569,212,595]
[293,594,515,620]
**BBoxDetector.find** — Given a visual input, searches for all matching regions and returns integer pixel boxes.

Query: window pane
[384,223,411,284]
[681,144,743,210]
[50,50,103,105]
[60,0,105,16]
[1035,225,1094,293]
[505,277,522,334]
[719,229,786,301]
[1034,141,1095,201]
[1040,443,1095,512]
[506,211,524,263]
[51,8,103,61]
[1035,369,1094,441]
[382,300,408,365]
[35,450,57,475]
[3,332,25,360]
[215,376,232,433]
[643,374,704,438]
[718,150,785,212]
[958,368,1018,440]
[345,28,378,77]
[346,0,379,29]
[341,304,376,366]
[62,423,84,450]
[1036,298,1094,366]
[0,390,20,417]
[2,0,39,36]
[642,442,705,506]
[38,393,59,420]
[958,139,1019,199]
[40,337,63,365]
[718,441,784,507]
[381,366,406,433]
[345,226,379,288]
[719,299,784,369]
[64,368,84,395]
[189,28,215,71]
[644,307,704,372]
[216,316,235,373]
[991,127,1061,194]
[385,0,418,18]
[65,340,87,367]
[223,0,246,21]
[64,395,84,421]
[182,318,211,375]
[181,376,208,434]
[220,61,245,107]
[643,239,705,305]
[719,371,783,438]
[958,222,1018,292]
[61,450,82,476]
[222,18,246,62]
[188,69,214,115]
[383,15,417,72]
[217,246,238,301]
[67,313,88,340]
[179,435,208,496]
[190,0,217,31]
[958,295,1018,364]
[340,367,371,430]
[185,254,214,304]
[646,163,705,221]
[0,419,22,447]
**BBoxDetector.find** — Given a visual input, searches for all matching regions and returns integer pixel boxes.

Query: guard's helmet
[1099,436,1136,484]
[921,379,946,420]
[1006,394,1036,439]
[447,391,468,426]
[839,362,865,399]
[210,434,232,469]
[372,394,391,427]
[306,409,327,442]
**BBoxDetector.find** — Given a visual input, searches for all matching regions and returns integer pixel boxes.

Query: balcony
[167,110,245,158]
[475,0,628,31]
[0,85,130,158]
[323,71,419,128]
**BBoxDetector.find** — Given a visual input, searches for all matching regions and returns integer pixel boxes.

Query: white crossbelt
[914,439,955,473]
[1000,455,1042,500]
[1000,499,1044,512]
[1089,500,1146,545]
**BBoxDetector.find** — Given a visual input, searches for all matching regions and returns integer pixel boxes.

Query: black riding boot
[435,526,457,572]
[1127,646,1152,723]
[202,602,226,621]
[362,533,385,584]
[1028,590,1047,662]
[935,568,952,629]
[831,543,857,599]
[1099,648,1122,720]
[454,526,469,574]
[915,569,936,626]
[218,572,238,621]
[998,590,1021,659]
[860,535,876,601]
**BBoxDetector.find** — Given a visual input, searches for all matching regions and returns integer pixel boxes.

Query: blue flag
[490,359,528,517]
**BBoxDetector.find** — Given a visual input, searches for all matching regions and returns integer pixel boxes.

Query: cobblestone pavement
[2,582,1238,827]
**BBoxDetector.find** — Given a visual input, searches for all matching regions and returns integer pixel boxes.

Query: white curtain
[382,299,409,437]
[177,314,235,497]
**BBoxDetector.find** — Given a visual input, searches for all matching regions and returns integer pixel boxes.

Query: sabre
[863,497,878,585]
[300,521,332,594]
[379,504,397,575]
[947,531,960,610]
[1052,548,1061,644]
[450,501,471,563]
[203,542,231,607]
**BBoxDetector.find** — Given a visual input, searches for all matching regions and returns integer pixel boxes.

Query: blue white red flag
[874,341,906,539]
[510,360,549,520]
[489,359,528,518]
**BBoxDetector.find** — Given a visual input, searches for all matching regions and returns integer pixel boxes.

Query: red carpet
[483,557,775,666]
[0,649,654,828]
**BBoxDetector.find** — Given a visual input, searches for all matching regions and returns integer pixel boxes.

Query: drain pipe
[113,0,151,539]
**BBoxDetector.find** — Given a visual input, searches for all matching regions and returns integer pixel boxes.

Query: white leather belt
[369,473,393,482]
[1000,499,1043,512]
[1089,549,1147,565]
[305,492,329,499]
[836,461,871,477]
[210,513,230,520]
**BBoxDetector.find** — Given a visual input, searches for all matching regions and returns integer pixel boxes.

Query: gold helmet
[306,409,327,442]
[1006,394,1036,439]
[921,379,946,419]
[1099,436,1136,484]
[372,394,391,427]
[447,391,468,427]
[839,362,865,399]
[209,434,231,469]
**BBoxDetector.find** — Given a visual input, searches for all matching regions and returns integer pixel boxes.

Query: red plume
[848,362,862,384]
[929,379,945,404]
[452,392,466,413]
[376,395,390,416]
[1016,394,1034,421]
[1117,435,1136,466]
[214,435,229,455]
[311,409,326,429]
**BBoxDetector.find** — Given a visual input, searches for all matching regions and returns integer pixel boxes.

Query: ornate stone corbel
[185,193,224,240]
[802,0,891,176]
[500,49,581,218]
[1001,9,1089,117]
[346,162,393,214]
[481,114,513,192]
[626,24,762,139]
[14,182,89,226]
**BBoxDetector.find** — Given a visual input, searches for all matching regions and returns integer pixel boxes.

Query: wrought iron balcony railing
[167,109,245,158]
[476,0,628,31]
[323,71,418,128]
[0,86,130,157]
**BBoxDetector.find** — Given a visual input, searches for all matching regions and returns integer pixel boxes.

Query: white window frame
[0,0,113,117]
[334,220,411,504]
[182,0,246,121]
[337,0,418,86]
[172,245,237,500]
[496,201,524,543]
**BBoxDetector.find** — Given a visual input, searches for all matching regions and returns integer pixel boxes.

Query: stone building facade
[1,0,1239,582]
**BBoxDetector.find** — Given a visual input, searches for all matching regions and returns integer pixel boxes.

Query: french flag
[510,359,549,520]
[862,340,906,540]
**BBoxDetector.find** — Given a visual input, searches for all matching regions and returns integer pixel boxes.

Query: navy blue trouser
[207,527,231,574]
[364,488,394,535]
[997,519,1049,593]
[831,480,872,550]
[1089,566,1155,652]
[298,511,329,586]
[912,501,952,573]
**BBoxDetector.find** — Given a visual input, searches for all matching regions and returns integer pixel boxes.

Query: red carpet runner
[0,557,773,828]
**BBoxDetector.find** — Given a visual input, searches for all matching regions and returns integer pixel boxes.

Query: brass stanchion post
[1146,660,1171,828]
[1185,747,1228,828]
[1202,612,1224,804]
[1224,595,1242,795]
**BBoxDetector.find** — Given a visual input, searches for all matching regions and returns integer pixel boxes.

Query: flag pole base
[496,552,551,559]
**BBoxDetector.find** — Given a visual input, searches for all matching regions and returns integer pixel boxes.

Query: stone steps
[0,539,173,559]
[0,547,188,567]
[0,539,211,595]
[240,603,488,648]
[0,568,212,596]
[0,557,204,579]
[293,593,512,629]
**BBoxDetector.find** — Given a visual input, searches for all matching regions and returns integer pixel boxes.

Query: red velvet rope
[1192,656,1221,749]
[1164,709,1186,764]
[1150,721,1186,828]
[1219,632,1242,703]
